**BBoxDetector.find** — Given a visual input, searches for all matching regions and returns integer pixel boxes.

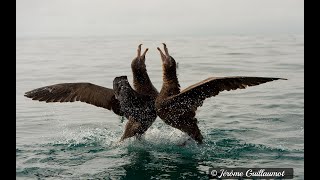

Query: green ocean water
[16,35,304,179]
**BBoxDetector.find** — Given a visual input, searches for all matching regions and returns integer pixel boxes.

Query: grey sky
[16,0,304,37]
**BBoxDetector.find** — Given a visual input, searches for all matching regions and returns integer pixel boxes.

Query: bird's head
[113,76,130,98]
[157,43,177,74]
[131,44,148,71]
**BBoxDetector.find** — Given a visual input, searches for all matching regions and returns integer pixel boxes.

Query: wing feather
[24,83,122,115]
[162,76,286,111]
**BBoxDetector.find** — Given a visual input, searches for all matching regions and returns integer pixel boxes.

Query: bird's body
[113,76,157,140]
[119,45,158,140]
[155,44,287,144]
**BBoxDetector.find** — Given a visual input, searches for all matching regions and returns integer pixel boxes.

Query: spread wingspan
[161,76,287,113]
[24,83,122,116]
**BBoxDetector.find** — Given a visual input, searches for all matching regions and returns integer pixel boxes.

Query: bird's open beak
[157,43,170,64]
[137,44,148,62]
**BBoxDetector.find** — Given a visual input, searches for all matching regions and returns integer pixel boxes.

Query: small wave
[256,117,285,122]
[16,167,68,179]
[223,52,253,56]
[199,137,303,161]
[16,148,23,154]
[16,125,304,179]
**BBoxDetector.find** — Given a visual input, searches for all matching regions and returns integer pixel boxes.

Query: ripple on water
[16,125,304,179]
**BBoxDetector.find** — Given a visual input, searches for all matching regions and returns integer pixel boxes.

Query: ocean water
[16,35,304,179]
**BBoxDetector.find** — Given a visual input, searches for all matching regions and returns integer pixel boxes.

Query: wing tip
[259,77,287,81]
[272,77,287,81]
[24,89,41,97]
[24,92,32,98]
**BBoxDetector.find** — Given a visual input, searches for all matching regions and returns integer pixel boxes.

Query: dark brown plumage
[24,44,158,141]
[113,76,157,140]
[24,83,123,115]
[155,43,287,144]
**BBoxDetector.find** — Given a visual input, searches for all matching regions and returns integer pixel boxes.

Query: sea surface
[16,35,304,179]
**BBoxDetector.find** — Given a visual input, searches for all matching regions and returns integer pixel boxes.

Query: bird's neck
[132,69,155,94]
[160,68,180,98]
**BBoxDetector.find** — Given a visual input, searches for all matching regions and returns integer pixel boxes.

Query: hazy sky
[16,0,304,37]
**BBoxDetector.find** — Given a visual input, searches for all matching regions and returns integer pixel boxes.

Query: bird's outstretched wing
[161,76,287,111]
[24,83,122,115]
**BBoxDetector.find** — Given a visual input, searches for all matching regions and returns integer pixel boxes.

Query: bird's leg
[119,120,137,141]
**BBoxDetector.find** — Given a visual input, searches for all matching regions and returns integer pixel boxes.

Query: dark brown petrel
[155,43,287,144]
[118,44,158,140]
[24,44,158,141]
